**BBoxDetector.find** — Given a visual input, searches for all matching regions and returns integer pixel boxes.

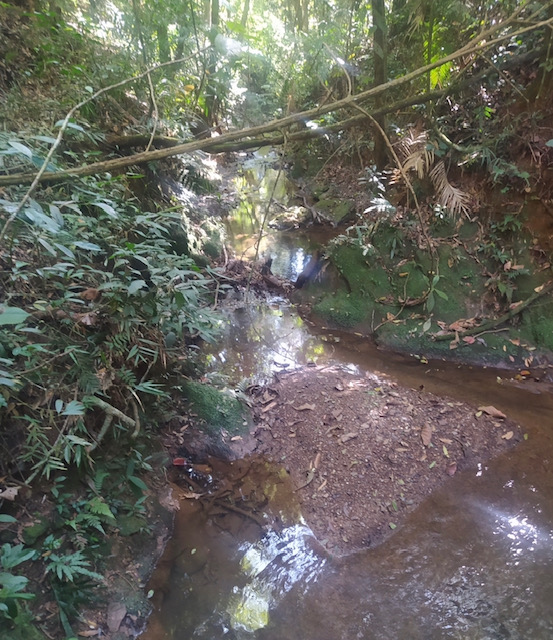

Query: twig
[19,347,77,376]
[144,70,160,153]
[87,397,136,451]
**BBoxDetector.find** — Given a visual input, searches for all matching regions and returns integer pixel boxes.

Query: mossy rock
[376,318,526,366]
[116,514,146,537]
[389,261,428,300]
[520,302,553,351]
[22,516,51,545]
[313,291,374,329]
[314,198,355,225]
[183,381,251,436]
[330,243,391,298]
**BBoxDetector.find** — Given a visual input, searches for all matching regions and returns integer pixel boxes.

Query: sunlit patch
[227,524,327,632]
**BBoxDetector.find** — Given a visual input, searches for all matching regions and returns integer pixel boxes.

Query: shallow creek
[141,157,553,639]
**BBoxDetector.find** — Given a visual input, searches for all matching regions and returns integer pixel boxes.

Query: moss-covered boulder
[183,381,251,437]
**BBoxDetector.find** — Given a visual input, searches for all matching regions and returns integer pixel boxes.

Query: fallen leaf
[510,338,521,346]
[439,438,453,444]
[520,369,531,376]
[447,462,457,476]
[294,403,315,411]
[78,631,100,637]
[421,423,433,447]
[339,432,358,444]
[316,478,328,492]
[0,487,20,500]
[79,287,101,301]
[107,602,127,632]
[312,452,322,469]
[502,431,514,440]
[503,260,512,271]
[478,405,506,419]
[262,400,277,413]
[181,491,202,499]
[172,457,187,466]
[442,445,449,458]
[462,336,476,344]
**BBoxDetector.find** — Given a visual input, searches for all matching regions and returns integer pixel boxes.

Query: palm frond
[429,161,471,217]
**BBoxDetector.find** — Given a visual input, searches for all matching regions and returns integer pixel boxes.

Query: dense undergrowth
[0,12,234,637]
[1,1,553,637]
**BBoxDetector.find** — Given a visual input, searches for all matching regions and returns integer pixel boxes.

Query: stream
[141,154,553,640]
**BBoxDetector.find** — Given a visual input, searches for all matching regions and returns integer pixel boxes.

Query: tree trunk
[156,23,171,63]
[241,0,250,27]
[372,0,388,169]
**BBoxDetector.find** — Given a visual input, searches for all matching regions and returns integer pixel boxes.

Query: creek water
[141,155,553,640]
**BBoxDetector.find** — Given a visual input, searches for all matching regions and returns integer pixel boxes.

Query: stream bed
[140,155,553,640]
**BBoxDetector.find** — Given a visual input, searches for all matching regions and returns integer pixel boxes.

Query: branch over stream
[0,5,550,191]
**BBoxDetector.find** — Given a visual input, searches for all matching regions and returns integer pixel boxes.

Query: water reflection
[202,297,327,384]
[142,154,553,640]
[229,525,327,635]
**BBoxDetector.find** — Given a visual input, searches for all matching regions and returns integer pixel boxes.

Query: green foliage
[313,291,369,329]
[0,131,223,483]
[0,543,36,621]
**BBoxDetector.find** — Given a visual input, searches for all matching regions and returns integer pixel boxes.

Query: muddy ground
[237,364,523,555]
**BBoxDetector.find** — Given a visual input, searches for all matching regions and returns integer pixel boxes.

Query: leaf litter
[246,365,523,555]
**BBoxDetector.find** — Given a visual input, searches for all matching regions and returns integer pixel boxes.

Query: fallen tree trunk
[0,10,551,189]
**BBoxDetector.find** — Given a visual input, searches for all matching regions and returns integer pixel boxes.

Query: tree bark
[372,0,388,169]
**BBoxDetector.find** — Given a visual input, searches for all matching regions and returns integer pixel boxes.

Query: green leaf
[435,289,448,300]
[61,400,85,416]
[93,201,118,218]
[422,318,432,333]
[65,434,92,447]
[54,243,75,259]
[0,515,17,523]
[426,291,435,313]
[55,120,86,133]
[546,139,553,148]
[128,279,146,294]
[74,240,102,252]
[0,543,35,569]
[128,475,148,491]
[8,140,33,159]
[88,497,115,520]
[0,307,30,326]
